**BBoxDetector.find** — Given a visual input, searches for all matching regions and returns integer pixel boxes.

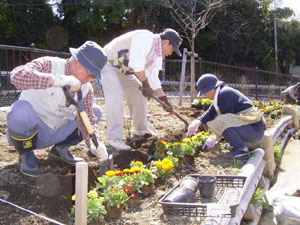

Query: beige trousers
[101,62,148,140]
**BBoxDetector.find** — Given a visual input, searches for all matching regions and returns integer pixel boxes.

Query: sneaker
[49,145,83,164]
[224,143,234,151]
[107,139,131,151]
[226,147,250,159]
[134,128,157,137]
[19,151,40,179]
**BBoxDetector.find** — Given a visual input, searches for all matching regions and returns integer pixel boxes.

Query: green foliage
[152,157,176,179]
[1,0,300,73]
[102,185,130,209]
[274,140,283,165]
[250,187,265,205]
[71,190,106,222]
[0,0,56,47]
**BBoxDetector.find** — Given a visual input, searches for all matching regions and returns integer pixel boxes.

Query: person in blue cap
[7,41,109,179]
[186,73,266,159]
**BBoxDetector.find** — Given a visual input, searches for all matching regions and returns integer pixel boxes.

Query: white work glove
[186,119,202,137]
[53,75,81,92]
[203,135,217,150]
[90,141,108,162]
[296,105,300,116]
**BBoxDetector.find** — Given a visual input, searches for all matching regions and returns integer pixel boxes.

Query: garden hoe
[62,86,114,175]
[151,94,189,130]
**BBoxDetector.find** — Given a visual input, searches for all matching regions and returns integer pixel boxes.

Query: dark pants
[222,120,266,150]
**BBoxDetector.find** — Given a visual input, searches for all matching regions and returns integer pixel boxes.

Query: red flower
[130,193,136,199]
[124,187,130,194]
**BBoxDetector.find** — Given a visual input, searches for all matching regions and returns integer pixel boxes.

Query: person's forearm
[154,88,165,97]
[10,58,54,90]
[135,71,147,82]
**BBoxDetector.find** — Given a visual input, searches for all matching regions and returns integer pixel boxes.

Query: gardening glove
[53,75,81,92]
[159,95,173,112]
[141,79,153,98]
[186,119,202,137]
[90,140,108,162]
[203,135,217,150]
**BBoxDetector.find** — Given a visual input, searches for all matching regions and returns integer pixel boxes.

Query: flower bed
[71,159,177,222]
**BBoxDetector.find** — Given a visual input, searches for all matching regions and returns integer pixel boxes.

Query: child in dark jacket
[187,74,266,159]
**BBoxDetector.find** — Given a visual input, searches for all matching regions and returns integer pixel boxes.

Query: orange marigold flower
[115,170,124,176]
[157,148,165,152]
[162,163,174,171]
[159,140,167,145]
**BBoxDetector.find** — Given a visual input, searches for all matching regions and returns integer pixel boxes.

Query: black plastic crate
[159,175,246,218]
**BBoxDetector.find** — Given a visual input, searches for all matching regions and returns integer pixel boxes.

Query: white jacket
[19,57,91,130]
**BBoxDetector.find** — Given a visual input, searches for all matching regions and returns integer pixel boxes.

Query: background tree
[0,0,56,48]
[1,0,300,76]
[162,0,224,101]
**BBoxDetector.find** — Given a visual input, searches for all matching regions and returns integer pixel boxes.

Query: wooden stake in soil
[75,162,88,225]
[179,48,187,106]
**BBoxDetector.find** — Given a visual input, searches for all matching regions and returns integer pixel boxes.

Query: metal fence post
[179,48,187,106]
[255,67,258,100]
[29,43,35,61]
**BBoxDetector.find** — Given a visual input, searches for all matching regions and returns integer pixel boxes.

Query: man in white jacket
[102,28,182,151]
[7,41,109,179]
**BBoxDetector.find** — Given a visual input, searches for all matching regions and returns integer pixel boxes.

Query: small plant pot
[140,183,155,198]
[104,204,124,221]
[126,194,141,209]
[197,175,216,199]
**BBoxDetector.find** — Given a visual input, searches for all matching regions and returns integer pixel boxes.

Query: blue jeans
[6,100,102,150]
[222,120,266,150]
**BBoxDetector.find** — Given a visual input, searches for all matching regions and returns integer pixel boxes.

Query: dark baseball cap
[161,28,183,57]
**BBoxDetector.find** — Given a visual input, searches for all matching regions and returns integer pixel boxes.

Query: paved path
[260,138,300,224]
[276,138,300,187]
